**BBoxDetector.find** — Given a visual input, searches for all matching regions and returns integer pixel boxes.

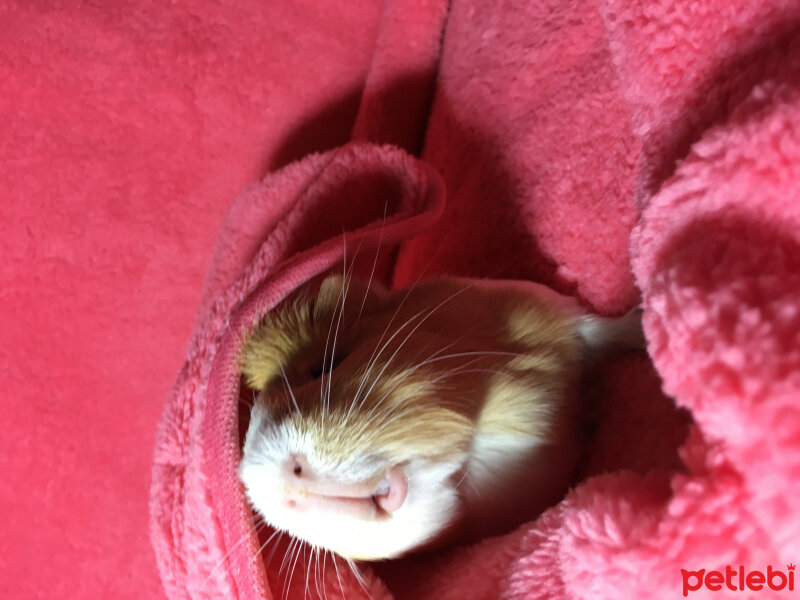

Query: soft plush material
[1,2,382,598]
[4,0,798,599]
[150,0,800,598]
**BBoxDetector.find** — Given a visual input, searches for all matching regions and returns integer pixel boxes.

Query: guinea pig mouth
[283,466,407,519]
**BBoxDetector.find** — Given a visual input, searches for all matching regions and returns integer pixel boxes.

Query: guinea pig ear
[314,272,387,322]
[314,274,346,318]
[239,329,286,392]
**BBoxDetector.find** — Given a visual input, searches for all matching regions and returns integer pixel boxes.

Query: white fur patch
[239,406,466,559]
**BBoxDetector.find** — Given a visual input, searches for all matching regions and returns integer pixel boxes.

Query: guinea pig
[238,273,643,561]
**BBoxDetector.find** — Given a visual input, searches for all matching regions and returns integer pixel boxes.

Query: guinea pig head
[238,274,474,560]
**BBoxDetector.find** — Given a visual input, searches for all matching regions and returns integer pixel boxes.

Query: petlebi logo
[681,564,795,596]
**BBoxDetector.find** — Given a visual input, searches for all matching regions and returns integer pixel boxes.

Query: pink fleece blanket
[137,0,799,599]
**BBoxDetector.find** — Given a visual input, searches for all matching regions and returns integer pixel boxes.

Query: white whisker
[331,552,346,600]
[356,339,460,424]
[284,539,304,600]
[326,244,355,418]
[345,557,371,599]
[279,364,301,415]
[354,281,480,415]
[263,530,288,568]
[319,237,348,412]
[303,543,312,600]
[358,203,388,320]
[347,307,429,419]
[279,537,298,575]
[200,515,267,591]
[347,260,443,416]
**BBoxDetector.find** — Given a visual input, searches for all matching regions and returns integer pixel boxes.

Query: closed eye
[309,352,347,379]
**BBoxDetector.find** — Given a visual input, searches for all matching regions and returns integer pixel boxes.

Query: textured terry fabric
[0,2,382,598]
[3,0,799,599]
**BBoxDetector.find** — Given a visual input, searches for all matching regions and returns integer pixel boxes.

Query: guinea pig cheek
[373,465,408,513]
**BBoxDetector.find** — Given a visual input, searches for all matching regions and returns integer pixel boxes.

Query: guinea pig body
[238,275,642,560]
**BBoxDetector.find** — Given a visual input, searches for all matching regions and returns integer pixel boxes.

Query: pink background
[4,0,799,598]
[0,2,383,597]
